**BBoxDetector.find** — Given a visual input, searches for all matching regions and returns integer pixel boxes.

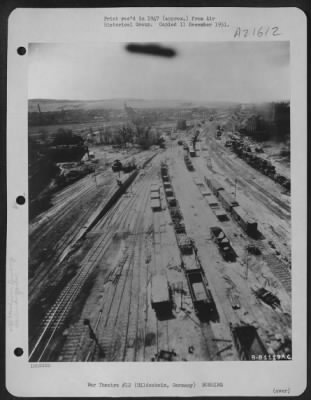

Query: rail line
[208,139,290,218]
[85,167,155,361]
[190,149,291,296]
[28,186,119,304]
[103,169,155,361]
[81,166,157,361]
[166,156,239,360]
[180,153,291,357]
[29,227,114,362]
[29,162,154,362]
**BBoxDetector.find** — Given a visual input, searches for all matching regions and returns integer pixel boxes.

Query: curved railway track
[28,182,118,305]
[83,169,155,361]
[29,162,155,362]
[29,227,114,361]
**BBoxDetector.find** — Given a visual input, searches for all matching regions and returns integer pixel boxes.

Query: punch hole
[16,195,25,205]
[14,347,24,357]
[17,46,26,56]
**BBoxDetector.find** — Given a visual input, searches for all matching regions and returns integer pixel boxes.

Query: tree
[118,124,134,148]
[52,129,84,146]
[136,124,152,150]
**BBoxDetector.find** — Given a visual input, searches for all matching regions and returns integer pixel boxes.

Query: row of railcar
[160,163,216,318]
[161,162,186,235]
[193,177,228,222]
[150,182,161,212]
[150,164,172,316]
[230,138,290,191]
[184,154,195,171]
[204,175,258,237]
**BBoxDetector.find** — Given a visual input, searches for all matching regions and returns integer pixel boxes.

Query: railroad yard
[29,117,291,363]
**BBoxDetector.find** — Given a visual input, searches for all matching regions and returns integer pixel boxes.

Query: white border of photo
[6,7,307,397]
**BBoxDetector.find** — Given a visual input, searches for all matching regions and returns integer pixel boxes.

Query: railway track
[207,139,290,219]
[29,178,102,250]
[180,153,291,354]
[262,254,291,294]
[29,227,115,362]
[28,181,119,305]
[29,163,153,362]
[152,209,171,356]
[84,168,155,361]
[191,171,291,291]
[29,151,156,259]
[190,149,291,296]
[159,161,227,360]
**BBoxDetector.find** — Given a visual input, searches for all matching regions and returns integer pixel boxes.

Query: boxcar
[215,209,229,222]
[167,196,177,207]
[231,206,258,237]
[205,176,224,196]
[165,188,174,197]
[201,189,212,197]
[207,194,219,208]
[151,198,161,212]
[230,324,267,360]
[151,183,160,193]
[218,190,239,212]
[151,275,173,314]
[150,192,160,200]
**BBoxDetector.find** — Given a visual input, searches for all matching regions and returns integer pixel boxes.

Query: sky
[28,42,290,103]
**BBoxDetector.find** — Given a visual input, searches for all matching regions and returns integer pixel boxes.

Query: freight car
[204,176,224,197]
[210,226,237,261]
[150,192,160,200]
[206,194,219,208]
[163,182,172,190]
[189,147,196,157]
[218,190,239,212]
[193,177,204,186]
[185,270,214,314]
[151,198,161,212]
[201,189,212,197]
[150,183,160,193]
[167,196,177,207]
[173,220,186,234]
[162,174,170,182]
[182,254,201,272]
[231,206,258,237]
[151,275,173,315]
[230,323,267,360]
[177,235,194,255]
[169,207,183,221]
[215,209,229,222]
[165,188,174,197]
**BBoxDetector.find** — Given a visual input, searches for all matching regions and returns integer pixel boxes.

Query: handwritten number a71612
[234,26,281,38]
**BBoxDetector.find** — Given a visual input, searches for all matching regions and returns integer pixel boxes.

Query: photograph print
[28,41,291,362]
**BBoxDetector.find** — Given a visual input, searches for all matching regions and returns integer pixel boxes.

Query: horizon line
[28,97,290,104]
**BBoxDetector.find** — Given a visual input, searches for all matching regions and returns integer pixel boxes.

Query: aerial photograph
[28,41,291,362]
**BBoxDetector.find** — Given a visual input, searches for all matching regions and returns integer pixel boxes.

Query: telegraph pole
[245,246,249,280]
